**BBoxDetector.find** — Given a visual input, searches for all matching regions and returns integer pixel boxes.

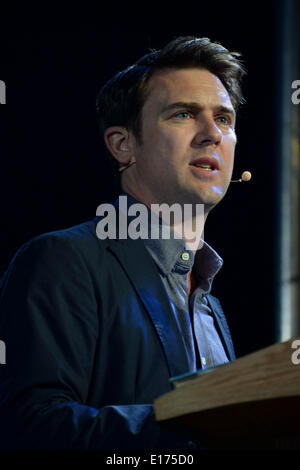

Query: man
[0,36,245,450]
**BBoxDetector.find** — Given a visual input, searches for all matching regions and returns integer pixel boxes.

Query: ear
[104,126,133,165]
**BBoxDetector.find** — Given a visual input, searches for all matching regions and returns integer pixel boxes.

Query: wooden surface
[154,336,300,448]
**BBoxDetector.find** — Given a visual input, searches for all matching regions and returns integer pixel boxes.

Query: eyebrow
[161,101,236,119]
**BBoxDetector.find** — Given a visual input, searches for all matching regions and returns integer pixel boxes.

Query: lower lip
[189,165,219,179]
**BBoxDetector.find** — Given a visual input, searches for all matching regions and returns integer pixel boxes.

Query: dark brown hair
[96,36,246,174]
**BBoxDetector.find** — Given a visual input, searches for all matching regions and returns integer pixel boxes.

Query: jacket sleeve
[0,234,197,450]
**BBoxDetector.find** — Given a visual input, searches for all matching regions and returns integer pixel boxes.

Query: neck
[121,187,208,254]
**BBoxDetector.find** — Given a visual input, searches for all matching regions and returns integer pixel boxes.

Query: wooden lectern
[154,337,300,449]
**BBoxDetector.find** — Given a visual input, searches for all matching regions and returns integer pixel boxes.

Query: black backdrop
[0,1,281,358]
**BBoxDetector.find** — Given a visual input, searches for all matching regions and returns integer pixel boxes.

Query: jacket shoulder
[1,217,106,283]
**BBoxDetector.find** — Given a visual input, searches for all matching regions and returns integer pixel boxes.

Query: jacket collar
[106,235,191,378]
[98,197,191,377]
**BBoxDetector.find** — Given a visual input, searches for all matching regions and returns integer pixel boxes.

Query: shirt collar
[117,192,223,293]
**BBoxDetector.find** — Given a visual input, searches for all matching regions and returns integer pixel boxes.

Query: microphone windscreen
[241,171,252,182]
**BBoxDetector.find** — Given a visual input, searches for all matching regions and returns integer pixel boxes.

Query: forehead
[144,68,233,110]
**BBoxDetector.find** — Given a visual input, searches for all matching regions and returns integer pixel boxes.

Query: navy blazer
[0,215,235,450]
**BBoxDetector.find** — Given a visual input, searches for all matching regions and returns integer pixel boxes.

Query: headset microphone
[231,171,252,183]
[118,157,136,173]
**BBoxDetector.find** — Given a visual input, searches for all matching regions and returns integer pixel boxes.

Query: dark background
[0,1,281,358]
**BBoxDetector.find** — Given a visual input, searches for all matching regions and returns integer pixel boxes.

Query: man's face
[127,67,237,212]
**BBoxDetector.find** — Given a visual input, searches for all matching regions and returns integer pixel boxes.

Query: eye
[173,111,192,120]
[216,115,231,125]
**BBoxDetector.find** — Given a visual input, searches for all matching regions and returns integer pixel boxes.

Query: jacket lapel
[207,294,236,361]
[107,236,191,378]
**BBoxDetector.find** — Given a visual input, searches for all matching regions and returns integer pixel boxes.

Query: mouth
[189,156,220,176]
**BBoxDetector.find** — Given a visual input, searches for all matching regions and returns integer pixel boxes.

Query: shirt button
[202,357,207,366]
[181,252,190,261]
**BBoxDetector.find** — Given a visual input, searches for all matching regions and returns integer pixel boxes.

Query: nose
[192,116,223,148]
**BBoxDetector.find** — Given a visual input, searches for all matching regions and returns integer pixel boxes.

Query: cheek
[143,133,183,169]
[158,129,190,161]
[223,137,236,164]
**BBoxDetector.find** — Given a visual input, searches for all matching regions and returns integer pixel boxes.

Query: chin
[170,183,226,207]
[192,188,223,205]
